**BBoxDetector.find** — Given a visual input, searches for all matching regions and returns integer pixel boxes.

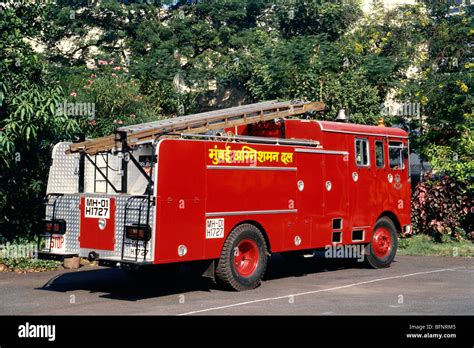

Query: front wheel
[366,217,398,268]
[215,223,268,291]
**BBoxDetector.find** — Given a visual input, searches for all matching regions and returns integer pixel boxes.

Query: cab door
[350,137,373,230]
[373,137,388,210]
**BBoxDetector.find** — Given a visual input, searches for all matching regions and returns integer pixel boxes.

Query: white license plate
[85,198,110,219]
[124,242,149,259]
[206,218,224,239]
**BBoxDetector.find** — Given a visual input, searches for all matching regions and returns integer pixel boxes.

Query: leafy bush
[424,137,474,189]
[411,173,473,241]
[0,257,62,273]
[0,84,78,159]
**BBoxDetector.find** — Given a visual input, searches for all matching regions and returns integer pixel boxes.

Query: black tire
[215,223,268,291]
[366,216,398,268]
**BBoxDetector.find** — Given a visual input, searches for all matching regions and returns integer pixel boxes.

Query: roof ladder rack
[67,100,324,156]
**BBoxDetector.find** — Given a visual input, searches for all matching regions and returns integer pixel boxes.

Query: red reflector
[42,219,66,235]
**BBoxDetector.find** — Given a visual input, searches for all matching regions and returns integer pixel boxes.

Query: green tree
[398,3,473,184]
[274,0,362,40]
[0,3,77,242]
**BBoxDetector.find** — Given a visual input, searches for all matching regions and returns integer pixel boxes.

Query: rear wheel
[366,217,398,268]
[215,223,268,291]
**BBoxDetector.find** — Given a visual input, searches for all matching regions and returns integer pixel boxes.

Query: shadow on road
[37,253,379,301]
[264,253,371,281]
[37,264,214,301]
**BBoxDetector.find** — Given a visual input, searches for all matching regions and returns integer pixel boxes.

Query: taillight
[125,225,151,241]
[42,219,66,234]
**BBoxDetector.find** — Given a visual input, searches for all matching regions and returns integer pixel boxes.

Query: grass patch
[0,257,62,273]
[398,234,474,257]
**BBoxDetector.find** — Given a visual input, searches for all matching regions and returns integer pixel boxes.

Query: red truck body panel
[79,196,116,251]
[151,119,411,264]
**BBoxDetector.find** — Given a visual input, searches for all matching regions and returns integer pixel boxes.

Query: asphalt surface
[0,255,472,315]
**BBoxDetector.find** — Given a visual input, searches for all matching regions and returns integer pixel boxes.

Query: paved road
[0,255,472,315]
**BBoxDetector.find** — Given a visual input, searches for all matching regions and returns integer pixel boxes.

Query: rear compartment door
[79,196,116,250]
[294,151,322,250]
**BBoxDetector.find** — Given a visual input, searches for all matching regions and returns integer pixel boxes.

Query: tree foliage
[0,0,472,242]
[274,0,362,40]
[397,3,473,184]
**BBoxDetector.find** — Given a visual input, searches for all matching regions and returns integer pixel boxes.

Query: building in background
[361,0,420,13]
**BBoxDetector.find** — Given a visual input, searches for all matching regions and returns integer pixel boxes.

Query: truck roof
[316,120,408,138]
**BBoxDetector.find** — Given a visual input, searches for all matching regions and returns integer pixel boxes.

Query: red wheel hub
[372,227,392,258]
[233,239,259,277]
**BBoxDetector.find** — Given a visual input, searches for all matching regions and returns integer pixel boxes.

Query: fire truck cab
[39,101,411,291]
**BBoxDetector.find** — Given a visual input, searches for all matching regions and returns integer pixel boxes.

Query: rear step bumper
[38,251,153,270]
[37,251,78,261]
[37,252,152,270]
[98,259,153,270]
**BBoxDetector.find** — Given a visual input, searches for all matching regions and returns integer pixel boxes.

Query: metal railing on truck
[121,195,154,262]
[39,193,64,253]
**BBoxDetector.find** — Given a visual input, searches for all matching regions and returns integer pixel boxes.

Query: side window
[375,141,385,168]
[389,141,404,169]
[355,138,370,167]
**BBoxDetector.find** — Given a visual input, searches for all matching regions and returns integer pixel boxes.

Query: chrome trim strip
[207,165,297,171]
[295,148,348,155]
[206,209,298,217]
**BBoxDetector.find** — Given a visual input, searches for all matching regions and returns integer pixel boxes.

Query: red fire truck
[38,100,411,291]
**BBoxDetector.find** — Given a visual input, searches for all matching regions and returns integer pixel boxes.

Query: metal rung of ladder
[67,100,324,155]
[40,194,64,253]
[94,153,109,193]
[121,196,152,262]
[43,194,63,220]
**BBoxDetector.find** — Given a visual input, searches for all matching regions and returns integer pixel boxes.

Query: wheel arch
[376,211,402,235]
[231,220,271,254]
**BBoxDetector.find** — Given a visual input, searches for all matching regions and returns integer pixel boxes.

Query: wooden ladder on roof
[67,100,325,155]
